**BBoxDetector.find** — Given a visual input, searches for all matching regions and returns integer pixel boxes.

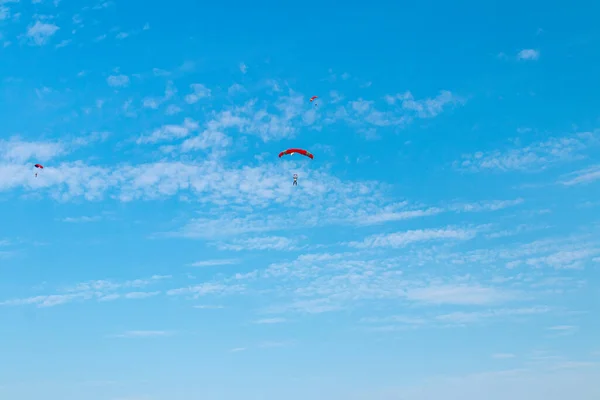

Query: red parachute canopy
[278,148,314,159]
[34,164,44,169]
[309,96,318,102]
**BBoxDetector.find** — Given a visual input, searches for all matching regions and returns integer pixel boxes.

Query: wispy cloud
[326,90,464,135]
[215,236,298,251]
[455,131,598,172]
[0,275,171,308]
[61,216,102,223]
[361,307,551,332]
[560,165,600,186]
[107,74,130,87]
[26,21,59,45]
[424,234,600,271]
[136,118,199,144]
[184,83,211,104]
[228,83,245,95]
[406,284,518,305]
[517,49,540,61]
[166,282,244,298]
[0,138,66,163]
[348,227,478,249]
[435,306,550,323]
[229,347,246,352]
[547,325,579,336]
[383,90,464,118]
[189,259,239,267]
[122,291,161,299]
[253,318,287,324]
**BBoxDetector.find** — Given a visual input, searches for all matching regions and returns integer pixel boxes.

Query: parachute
[309,95,318,107]
[34,163,43,178]
[278,148,314,159]
[279,149,313,186]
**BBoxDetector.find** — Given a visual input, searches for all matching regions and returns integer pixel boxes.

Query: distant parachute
[309,96,318,107]
[34,163,44,178]
[278,148,314,160]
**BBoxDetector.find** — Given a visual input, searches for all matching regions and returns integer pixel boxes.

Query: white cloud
[0,138,65,163]
[180,129,231,152]
[216,236,297,251]
[421,234,599,272]
[253,318,286,324]
[229,347,246,352]
[228,83,245,95]
[329,90,344,103]
[0,6,9,21]
[166,282,244,298]
[360,307,551,332]
[26,21,59,45]
[61,216,102,223]
[123,291,160,299]
[406,284,517,305]
[547,325,578,336]
[524,249,600,269]
[348,227,478,249]
[560,165,600,185]
[136,118,199,144]
[435,306,550,324]
[239,63,247,74]
[189,259,239,267]
[142,97,159,109]
[455,131,598,172]
[165,104,182,115]
[107,74,130,87]
[55,39,70,48]
[0,275,171,308]
[393,90,464,118]
[517,49,540,60]
[324,90,464,133]
[184,83,211,104]
[450,198,524,212]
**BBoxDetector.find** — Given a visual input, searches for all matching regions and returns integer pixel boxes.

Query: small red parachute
[34,163,44,177]
[278,148,314,159]
[309,96,318,102]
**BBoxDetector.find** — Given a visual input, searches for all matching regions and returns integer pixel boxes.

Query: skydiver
[293,173,298,186]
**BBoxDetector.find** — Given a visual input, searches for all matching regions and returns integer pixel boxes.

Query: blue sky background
[1,1,600,399]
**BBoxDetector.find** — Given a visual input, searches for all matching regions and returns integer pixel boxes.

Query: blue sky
[1,0,600,399]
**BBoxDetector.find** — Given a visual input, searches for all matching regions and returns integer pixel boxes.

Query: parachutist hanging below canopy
[278,148,313,186]
[34,163,44,178]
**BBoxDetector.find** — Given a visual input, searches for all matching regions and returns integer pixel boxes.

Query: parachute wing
[34,164,44,169]
[309,96,318,102]
[278,148,314,159]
